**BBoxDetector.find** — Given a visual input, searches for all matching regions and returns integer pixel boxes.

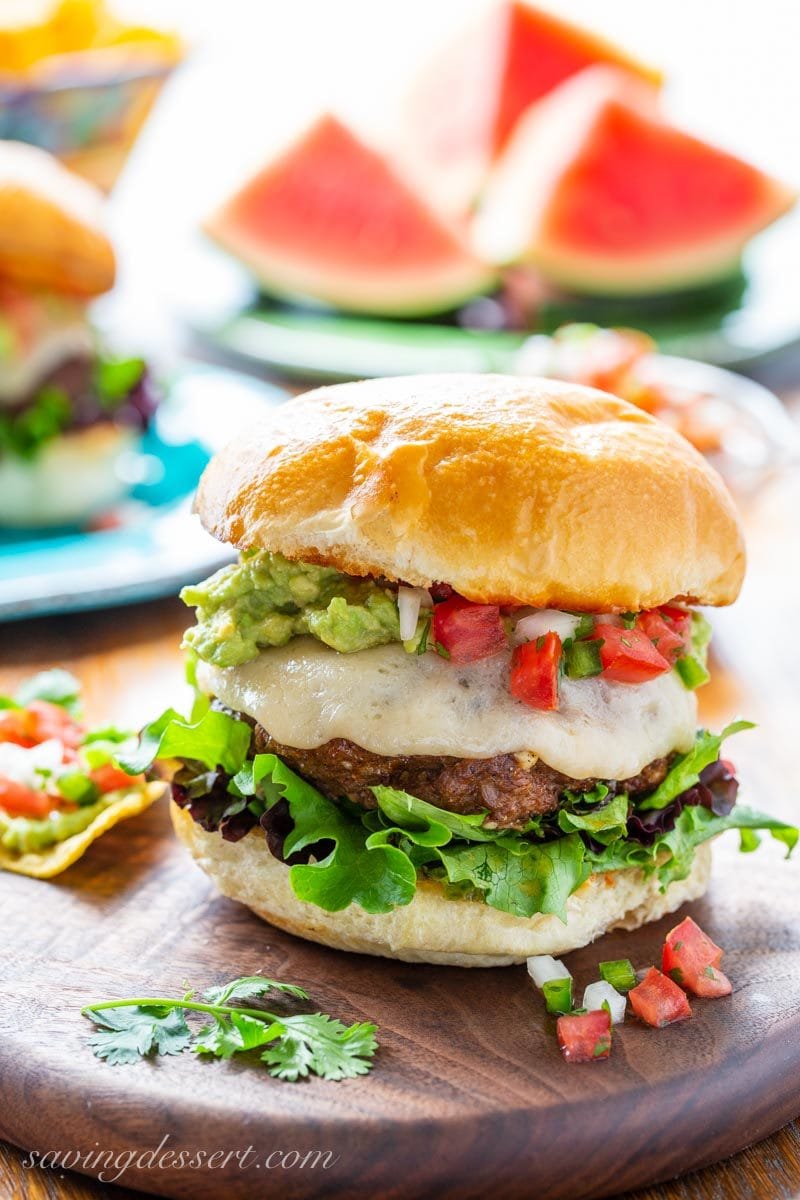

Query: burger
[154,373,794,966]
[0,139,157,527]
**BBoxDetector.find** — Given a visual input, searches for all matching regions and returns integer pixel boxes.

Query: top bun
[0,140,115,296]
[196,373,745,611]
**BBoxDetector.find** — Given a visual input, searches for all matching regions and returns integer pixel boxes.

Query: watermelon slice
[474,67,797,295]
[204,114,495,318]
[398,1,660,216]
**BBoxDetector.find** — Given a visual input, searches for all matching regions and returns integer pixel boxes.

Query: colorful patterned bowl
[0,0,183,191]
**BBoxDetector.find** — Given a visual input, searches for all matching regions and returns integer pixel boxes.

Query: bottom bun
[0,423,139,528]
[172,804,712,967]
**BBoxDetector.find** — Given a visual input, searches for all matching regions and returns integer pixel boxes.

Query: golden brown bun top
[0,140,115,295]
[196,374,745,610]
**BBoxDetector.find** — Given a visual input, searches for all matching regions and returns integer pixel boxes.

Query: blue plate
[0,363,287,620]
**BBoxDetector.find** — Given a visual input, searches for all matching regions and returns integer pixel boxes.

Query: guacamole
[181,551,420,668]
[0,796,112,855]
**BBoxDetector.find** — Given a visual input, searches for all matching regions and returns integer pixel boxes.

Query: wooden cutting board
[0,790,798,1200]
[2,456,800,1200]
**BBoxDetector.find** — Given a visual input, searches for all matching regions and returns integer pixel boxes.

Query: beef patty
[253,724,670,829]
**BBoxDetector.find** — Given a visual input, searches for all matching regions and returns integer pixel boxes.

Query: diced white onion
[0,738,65,787]
[397,586,432,641]
[595,614,624,627]
[582,981,627,1024]
[527,955,572,989]
[514,609,580,645]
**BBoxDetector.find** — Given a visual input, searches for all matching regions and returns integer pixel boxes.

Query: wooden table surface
[3,370,800,1200]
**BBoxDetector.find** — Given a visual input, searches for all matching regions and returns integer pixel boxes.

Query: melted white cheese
[0,322,94,404]
[198,638,697,780]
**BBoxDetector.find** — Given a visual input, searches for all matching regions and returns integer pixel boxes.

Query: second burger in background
[0,140,158,527]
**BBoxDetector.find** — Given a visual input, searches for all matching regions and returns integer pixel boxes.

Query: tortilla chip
[0,780,165,879]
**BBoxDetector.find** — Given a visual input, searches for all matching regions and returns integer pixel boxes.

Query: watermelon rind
[205,219,497,318]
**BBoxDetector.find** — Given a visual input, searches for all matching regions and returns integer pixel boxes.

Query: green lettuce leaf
[371,785,498,843]
[588,804,797,888]
[118,709,251,776]
[557,792,629,844]
[437,834,590,921]
[247,754,417,914]
[639,721,754,810]
[94,356,145,406]
[124,703,795,924]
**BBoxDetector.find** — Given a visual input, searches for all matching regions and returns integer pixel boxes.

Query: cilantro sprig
[82,974,378,1081]
[1,668,83,716]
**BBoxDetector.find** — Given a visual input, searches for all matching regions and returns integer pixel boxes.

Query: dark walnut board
[2,456,800,1200]
[1,786,799,1200]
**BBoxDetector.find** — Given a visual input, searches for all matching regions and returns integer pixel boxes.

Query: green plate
[189,214,800,382]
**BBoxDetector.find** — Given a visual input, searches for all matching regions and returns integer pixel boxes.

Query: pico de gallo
[516,323,727,454]
[428,593,709,711]
[529,915,734,1064]
[181,549,711,707]
[0,670,161,876]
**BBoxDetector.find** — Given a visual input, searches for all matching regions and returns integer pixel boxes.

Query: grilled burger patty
[253,723,670,829]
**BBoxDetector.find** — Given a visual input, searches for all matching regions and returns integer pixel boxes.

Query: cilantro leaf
[85,1005,192,1065]
[15,669,82,716]
[203,975,308,1006]
[83,975,379,1081]
[639,721,755,810]
[261,1014,378,1082]
[194,1013,283,1059]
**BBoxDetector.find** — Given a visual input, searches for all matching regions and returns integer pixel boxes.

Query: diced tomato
[660,605,692,651]
[662,916,732,998]
[0,777,59,819]
[432,596,507,664]
[591,625,671,684]
[90,763,143,794]
[629,967,692,1027]
[0,701,83,749]
[510,633,561,711]
[27,700,84,749]
[659,604,692,633]
[556,1009,612,1063]
[636,611,686,660]
[0,708,37,748]
[685,964,732,999]
[84,510,124,533]
[556,325,654,396]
